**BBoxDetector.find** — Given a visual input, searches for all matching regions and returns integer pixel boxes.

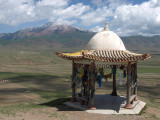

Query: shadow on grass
[0,72,159,111]
[39,95,126,112]
[0,72,71,88]
[138,84,160,98]
[0,72,71,100]
[40,97,82,111]
[40,97,70,106]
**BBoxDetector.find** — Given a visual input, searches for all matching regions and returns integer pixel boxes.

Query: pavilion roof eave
[55,51,84,61]
[55,50,151,63]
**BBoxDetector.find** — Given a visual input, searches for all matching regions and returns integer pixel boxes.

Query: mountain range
[0,22,159,50]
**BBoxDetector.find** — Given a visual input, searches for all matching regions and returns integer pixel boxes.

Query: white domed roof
[86,23,126,50]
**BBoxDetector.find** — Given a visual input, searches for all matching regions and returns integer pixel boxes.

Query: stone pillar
[125,62,132,109]
[111,65,118,96]
[70,60,77,102]
[89,61,96,110]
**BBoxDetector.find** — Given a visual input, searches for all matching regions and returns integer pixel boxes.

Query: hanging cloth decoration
[103,75,108,82]
[77,71,82,85]
[74,72,79,82]
[99,68,104,77]
[95,69,99,81]
[79,74,83,79]
[80,67,84,75]
[77,78,82,85]
[107,73,112,79]
[119,71,122,85]
[98,74,102,87]
[79,67,84,79]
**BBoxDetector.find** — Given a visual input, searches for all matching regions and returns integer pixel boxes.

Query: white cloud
[0,0,69,25]
[0,0,92,26]
[91,25,104,32]
[52,3,90,20]
[91,0,104,7]
[91,0,127,9]
[0,0,160,36]
[0,0,35,25]
[80,7,113,26]
[111,0,160,36]
[36,0,68,7]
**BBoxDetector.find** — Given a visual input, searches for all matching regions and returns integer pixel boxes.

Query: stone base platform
[65,95,146,114]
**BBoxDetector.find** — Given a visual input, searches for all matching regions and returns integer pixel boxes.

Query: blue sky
[0,0,160,36]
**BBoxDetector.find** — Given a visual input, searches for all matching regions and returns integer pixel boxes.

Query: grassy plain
[0,48,159,120]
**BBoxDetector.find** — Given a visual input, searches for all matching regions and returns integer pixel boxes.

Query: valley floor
[0,49,159,120]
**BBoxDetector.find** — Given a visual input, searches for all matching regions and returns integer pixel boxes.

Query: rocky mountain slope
[0,22,159,50]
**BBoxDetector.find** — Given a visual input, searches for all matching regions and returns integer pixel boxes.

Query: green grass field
[0,48,159,120]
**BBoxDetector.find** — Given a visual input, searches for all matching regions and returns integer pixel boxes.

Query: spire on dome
[104,22,109,31]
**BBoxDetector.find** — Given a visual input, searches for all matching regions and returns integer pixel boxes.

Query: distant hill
[121,35,160,50]
[0,22,95,49]
[0,22,159,50]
